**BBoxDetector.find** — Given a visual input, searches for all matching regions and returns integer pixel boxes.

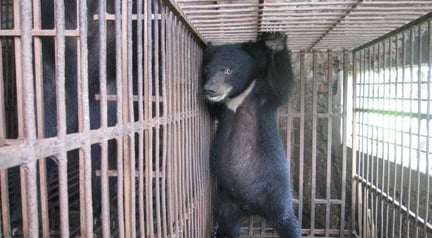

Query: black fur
[203,33,301,238]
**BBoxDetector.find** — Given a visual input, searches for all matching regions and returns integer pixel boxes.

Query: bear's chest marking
[225,80,255,112]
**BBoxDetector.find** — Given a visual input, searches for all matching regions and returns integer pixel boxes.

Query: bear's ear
[204,42,216,56]
[242,41,268,68]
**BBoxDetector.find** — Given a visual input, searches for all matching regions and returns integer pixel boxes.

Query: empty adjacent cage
[0,0,431,237]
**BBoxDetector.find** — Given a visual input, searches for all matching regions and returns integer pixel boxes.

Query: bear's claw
[260,32,287,52]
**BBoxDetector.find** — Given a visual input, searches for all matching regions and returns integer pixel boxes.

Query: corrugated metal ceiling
[171,0,432,50]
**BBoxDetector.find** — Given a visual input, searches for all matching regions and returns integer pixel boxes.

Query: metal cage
[0,0,431,237]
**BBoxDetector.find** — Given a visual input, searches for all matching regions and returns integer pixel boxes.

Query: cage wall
[352,16,432,238]
[0,0,212,237]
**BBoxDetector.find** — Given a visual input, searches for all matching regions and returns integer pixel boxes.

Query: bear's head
[202,43,261,103]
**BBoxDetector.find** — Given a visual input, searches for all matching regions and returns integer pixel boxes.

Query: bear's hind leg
[271,210,302,238]
[213,193,243,238]
[262,199,301,238]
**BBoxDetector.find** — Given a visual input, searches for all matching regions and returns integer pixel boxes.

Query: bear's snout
[203,81,232,103]
[204,84,218,96]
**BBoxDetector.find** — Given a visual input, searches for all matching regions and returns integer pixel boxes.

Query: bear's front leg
[258,31,293,106]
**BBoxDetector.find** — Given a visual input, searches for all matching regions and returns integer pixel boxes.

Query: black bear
[202,32,301,238]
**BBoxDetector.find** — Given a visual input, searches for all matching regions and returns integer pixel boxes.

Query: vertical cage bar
[351,50,358,238]
[98,0,108,129]
[359,47,366,238]
[127,0,137,236]
[374,42,384,234]
[153,1,162,237]
[324,49,333,237]
[0,169,10,237]
[186,25,192,237]
[53,1,71,236]
[179,22,186,237]
[160,5,168,236]
[398,32,406,238]
[175,19,182,237]
[19,0,38,235]
[58,155,70,237]
[0,37,3,140]
[391,34,399,238]
[298,50,305,227]
[24,162,38,237]
[406,28,414,237]
[97,0,111,236]
[78,0,93,236]
[14,0,23,140]
[384,37,391,238]
[365,46,371,237]
[166,10,175,237]
[19,0,35,141]
[121,0,132,235]
[310,50,318,236]
[414,24,422,238]
[424,19,432,237]
[137,0,145,236]
[114,0,125,236]
[360,48,367,238]
[340,49,349,237]
[31,0,50,235]
[145,0,154,235]
[19,166,29,237]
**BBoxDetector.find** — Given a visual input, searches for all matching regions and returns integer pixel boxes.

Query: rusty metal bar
[0,169,10,237]
[97,0,112,237]
[166,9,175,237]
[424,19,432,237]
[153,1,162,237]
[0,41,3,141]
[32,0,50,236]
[172,17,180,237]
[350,49,358,238]
[18,0,38,235]
[414,24,422,238]
[383,37,391,238]
[297,51,305,228]
[390,34,398,238]
[160,3,169,237]
[324,49,333,237]
[125,0,136,236]
[137,0,145,236]
[406,28,414,237]
[310,50,318,236]
[114,0,125,236]
[53,1,71,236]
[339,49,348,237]
[145,0,154,236]
[180,20,187,237]
[77,0,93,236]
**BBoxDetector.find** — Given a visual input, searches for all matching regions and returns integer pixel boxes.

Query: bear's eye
[224,67,233,75]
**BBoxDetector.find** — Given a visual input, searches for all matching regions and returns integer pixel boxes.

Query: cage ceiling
[171,0,432,50]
